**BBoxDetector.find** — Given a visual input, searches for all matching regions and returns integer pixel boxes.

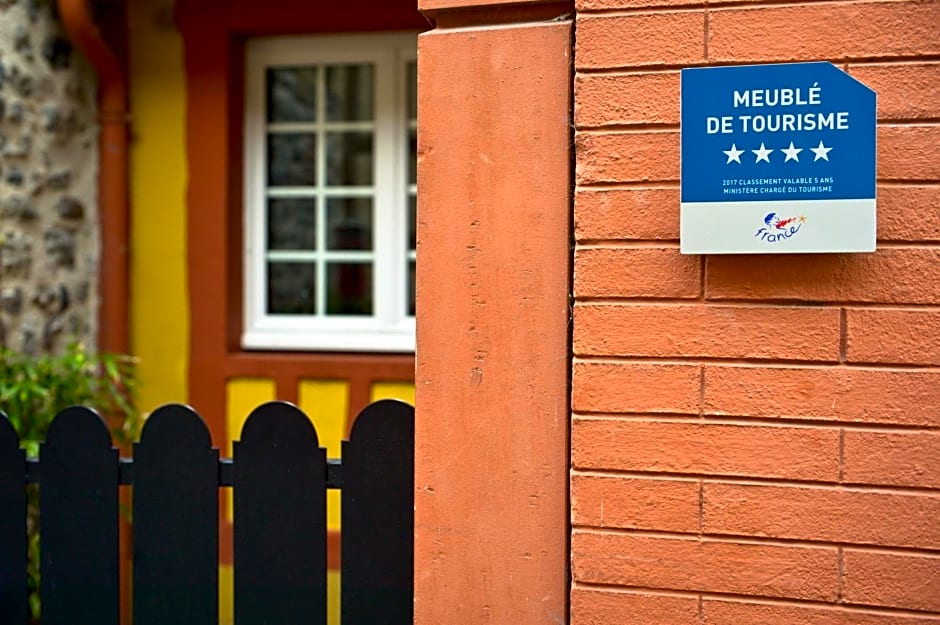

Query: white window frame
[243,33,417,352]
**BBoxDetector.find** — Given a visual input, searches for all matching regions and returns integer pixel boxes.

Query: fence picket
[8,399,415,624]
[235,401,327,625]
[40,407,119,625]
[133,404,218,625]
[342,399,415,625]
[0,414,26,624]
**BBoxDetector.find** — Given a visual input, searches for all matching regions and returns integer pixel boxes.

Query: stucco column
[415,1,573,623]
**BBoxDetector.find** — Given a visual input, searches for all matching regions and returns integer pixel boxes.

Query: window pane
[268,133,317,186]
[327,198,373,251]
[327,263,373,315]
[407,128,416,185]
[326,132,372,186]
[326,64,374,122]
[267,67,317,123]
[268,198,316,250]
[407,195,416,250]
[407,260,416,317]
[406,61,417,120]
[268,262,316,314]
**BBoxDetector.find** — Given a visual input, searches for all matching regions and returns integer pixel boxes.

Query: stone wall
[0,0,99,353]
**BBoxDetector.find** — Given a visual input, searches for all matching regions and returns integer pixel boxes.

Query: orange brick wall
[570,0,940,623]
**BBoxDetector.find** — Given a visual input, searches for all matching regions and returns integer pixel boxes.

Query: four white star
[752,143,773,163]
[723,144,744,164]
[781,141,803,162]
[810,140,833,161]
[722,141,833,164]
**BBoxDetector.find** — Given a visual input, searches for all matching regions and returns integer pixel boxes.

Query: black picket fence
[0,399,414,625]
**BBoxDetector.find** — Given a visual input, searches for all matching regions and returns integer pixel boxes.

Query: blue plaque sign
[680,62,876,254]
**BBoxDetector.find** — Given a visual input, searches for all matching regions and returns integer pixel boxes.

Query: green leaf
[1,342,141,620]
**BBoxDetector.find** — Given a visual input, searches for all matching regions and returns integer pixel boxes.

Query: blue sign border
[680,62,876,205]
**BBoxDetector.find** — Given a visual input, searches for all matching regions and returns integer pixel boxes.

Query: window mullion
[246,47,268,334]
[315,63,327,318]
[400,46,417,323]
[373,47,398,330]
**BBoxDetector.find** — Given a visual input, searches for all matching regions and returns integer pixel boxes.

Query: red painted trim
[328,530,341,570]
[179,0,428,36]
[225,352,415,377]
[180,2,232,444]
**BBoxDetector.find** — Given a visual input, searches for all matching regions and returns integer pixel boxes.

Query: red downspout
[56,0,129,355]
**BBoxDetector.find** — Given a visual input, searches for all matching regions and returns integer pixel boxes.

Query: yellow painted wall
[222,378,278,624]
[297,379,346,625]
[327,570,341,625]
[127,0,189,413]
[224,378,277,518]
[298,380,348,531]
[225,377,278,452]
[299,380,349,458]
[371,381,416,405]
[223,378,344,625]
[219,564,234,625]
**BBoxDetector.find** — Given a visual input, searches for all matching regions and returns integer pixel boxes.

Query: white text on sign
[705,83,851,134]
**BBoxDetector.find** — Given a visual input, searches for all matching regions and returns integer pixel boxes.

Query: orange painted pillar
[415,1,573,623]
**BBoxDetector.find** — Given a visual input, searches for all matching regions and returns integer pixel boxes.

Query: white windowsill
[242,328,415,353]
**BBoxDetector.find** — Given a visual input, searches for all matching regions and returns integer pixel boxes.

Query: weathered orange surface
[571,0,940,621]
[415,14,572,625]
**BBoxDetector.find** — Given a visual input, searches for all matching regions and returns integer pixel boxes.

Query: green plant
[0,341,142,622]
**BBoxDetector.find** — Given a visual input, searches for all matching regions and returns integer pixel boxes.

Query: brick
[878,186,940,242]
[576,12,705,69]
[844,430,940,489]
[846,309,940,365]
[709,1,940,63]
[574,303,840,360]
[572,531,838,601]
[577,131,679,184]
[575,187,680,241]
[571,474,699,533]
[704,599,940,625]
[879,125,940,181]
[704,366,940,426]
[848,63,940,121]
[575,247,700,298]
[703,483,940,550]
[705,248,940,304]
[575,72,679,128]
[571,587,698,625]
[572,361,700,414]
[844,550,940,612]
[572,418,839,481]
